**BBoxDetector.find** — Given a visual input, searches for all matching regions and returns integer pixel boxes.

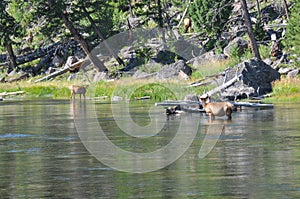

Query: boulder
[52,55,64,67]
[278,67,293,74]
[183,94,201,109]
[287,68,299,78]
[220,58,280,99]
[190,51,227,67]
[93,71,109,82]
[132,70,149,79]
[156,60,192,79]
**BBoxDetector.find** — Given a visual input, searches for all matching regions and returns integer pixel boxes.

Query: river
[0,100,300,198]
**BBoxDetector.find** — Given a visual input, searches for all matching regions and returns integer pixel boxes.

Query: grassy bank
[0,79,207,102]
[264,78,300,103]
[1,77,300,102]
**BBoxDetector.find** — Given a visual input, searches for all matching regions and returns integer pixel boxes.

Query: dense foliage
[189,0,234,49]
[284,0,300,67]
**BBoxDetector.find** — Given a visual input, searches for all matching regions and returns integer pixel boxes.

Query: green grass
[0,78,206,102]
[264,77,300,103]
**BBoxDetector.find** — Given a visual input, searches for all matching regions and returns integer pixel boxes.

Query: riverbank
[0,78,206,102]
[1,77,300,103]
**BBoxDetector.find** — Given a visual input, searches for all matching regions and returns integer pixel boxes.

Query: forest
[0,0,300,101]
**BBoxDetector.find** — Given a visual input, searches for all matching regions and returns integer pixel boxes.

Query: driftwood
[188,71,226,87]
[233,101,274,108]
[156,100,202,107]
[156,100,274,112]
[176,0,191,29]
[135,96,151,100]
[34,59,85,83]
[7,73,29,83]
[203,74,242,97]
[0,91,25,97]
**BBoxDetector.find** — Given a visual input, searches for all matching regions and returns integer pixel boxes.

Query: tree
[284,0,300,66]
[240,0,261,60]
[81,5,125,67]
[32,0,108,72]
[0,0,22,73]
[189,0,234,49]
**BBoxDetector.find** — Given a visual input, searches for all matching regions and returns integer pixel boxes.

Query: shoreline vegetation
[1,1,300,103]
[1,76,299,103]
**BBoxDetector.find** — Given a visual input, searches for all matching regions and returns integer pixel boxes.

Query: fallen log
[0,91,25,97]
[202,74,242,97]
[157,99,274,111]
[34,59,85,83]
[233,101,274,108]
[7,73,29,83]
[155,100,202,107]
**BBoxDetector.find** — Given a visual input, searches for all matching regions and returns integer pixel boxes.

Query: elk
[69,85,87,101]
[200,94,233,120]
[183,17,192,33]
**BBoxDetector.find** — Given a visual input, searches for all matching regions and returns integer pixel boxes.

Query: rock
[67,74,78,81]
[223,37,248,57]
[263,58,273,65]
[178,70,190,80]
[52,55,64,67]
[156,60,192,79]
[287,68,299,78]
[93,71,109,82]
[154,50,177,65]
[127,17,142,28]
[278,67,293,74]
[184,94,199,102]
[220,58,280,99]
[183,94,201,109]
[132,70,149,79]
[190,51,227,67]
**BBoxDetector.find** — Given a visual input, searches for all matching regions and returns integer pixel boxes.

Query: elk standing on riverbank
[184,17,192,33]
[200,94,233,120]
[70,85,87,101]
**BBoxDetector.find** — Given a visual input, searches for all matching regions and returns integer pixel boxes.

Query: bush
[284,0,300,67]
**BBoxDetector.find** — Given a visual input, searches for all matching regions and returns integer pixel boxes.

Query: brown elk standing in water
[69,85,87,101]
[200,94,234,120]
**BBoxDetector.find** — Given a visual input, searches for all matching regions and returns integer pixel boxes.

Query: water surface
[0,100,300,198]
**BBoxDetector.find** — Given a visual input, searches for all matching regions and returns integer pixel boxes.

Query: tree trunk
[283,0,289,20]
[6,42,17,73]
[60,12,107,72]
[82,7,125,67]
[241,0,261,60]
[256,0,261,19]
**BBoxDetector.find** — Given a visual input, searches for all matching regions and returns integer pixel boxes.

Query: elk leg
[226,107,232,120]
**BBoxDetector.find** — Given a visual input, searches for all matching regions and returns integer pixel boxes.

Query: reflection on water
[0,100,300,198]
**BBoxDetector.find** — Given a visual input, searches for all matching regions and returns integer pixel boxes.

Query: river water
[0,100,300,198]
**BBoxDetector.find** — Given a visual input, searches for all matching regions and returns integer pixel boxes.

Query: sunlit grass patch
[190,59,229,80]
[264,77,300,102]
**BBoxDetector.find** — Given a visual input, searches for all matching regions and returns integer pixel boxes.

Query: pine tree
[189,0,234,41]
[0,0,22,72]
[284,0,300,66]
